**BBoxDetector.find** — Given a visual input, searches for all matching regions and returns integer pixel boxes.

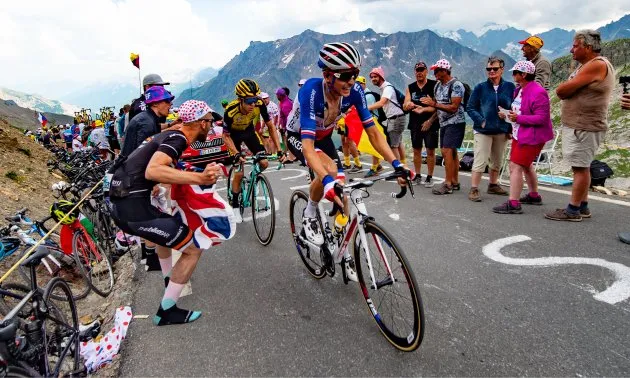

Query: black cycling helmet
[235,79,261,98]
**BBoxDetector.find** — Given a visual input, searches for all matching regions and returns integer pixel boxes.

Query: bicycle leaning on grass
[289,170,425,351]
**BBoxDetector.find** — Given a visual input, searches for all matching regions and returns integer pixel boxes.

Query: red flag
[130,53,140,69]
[344,107,385,159]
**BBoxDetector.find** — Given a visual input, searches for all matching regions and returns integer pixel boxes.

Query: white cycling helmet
[318,42,362,71]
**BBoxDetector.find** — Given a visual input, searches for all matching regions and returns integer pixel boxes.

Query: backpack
[459,151,474,171]
[590,160,614,187]
[384,84,409,114]
[365,91,388,125]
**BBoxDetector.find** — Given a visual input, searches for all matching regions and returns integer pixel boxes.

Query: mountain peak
[475,22,510,37]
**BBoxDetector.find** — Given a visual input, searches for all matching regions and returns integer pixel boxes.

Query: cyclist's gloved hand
[232,152,245,165]
[277,150,285,162]
[323,175,342,205]
[392,160,416,182]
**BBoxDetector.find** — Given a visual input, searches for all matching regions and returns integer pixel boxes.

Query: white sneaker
[233,211,243,224]
[301,216,324,245]
[344,257,359,282]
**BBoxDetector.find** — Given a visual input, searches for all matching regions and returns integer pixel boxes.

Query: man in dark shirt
[121,86,174,156]
[129,73,171,121]
[108,100,221,326]
[403,61,439,187]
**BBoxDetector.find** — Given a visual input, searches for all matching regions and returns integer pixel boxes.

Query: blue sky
[1,0,628,99]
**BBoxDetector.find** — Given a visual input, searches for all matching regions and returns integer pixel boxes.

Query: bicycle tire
[353,220,424,352]
[42,277,80,377]
[72,229,114,297]
[0,283,31,317]
[288,190,326,279]
[227,165,246,217]
[251,174,275,245]
[5,365,36,378]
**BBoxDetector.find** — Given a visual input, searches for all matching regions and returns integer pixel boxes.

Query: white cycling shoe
[301,216,324,245]
[233,211,243,224]
[344,257,359,282]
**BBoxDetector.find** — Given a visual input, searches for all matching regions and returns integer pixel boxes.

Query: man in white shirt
[368,66,407,164]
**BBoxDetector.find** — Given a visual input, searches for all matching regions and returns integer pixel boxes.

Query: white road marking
[482,235,630,304]
[263,168,308,181]
[389,213,400,221]
[242,198,280,222]
[289,184,311,190]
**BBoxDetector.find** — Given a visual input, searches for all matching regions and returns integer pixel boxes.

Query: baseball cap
[144,86,175,104]
[414,61,428,70]
[356,76,366,85]
[509,60,536,74]
[178,100,213,123]
[430,59,452,71]
[94,120,104,127]
[369,66,385,80]
[260,92,270,99]
[518,36,544,50]
[275,87,286,96]
[298,79,307,86]
[142,73,170,87]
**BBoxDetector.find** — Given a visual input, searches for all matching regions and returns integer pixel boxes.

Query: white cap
[260,92,270,99]
[298,79,306,86]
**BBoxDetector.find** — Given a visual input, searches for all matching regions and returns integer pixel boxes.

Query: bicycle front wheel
[288,190,326,279]
[353,220,424,352]
[72,230,115,297]
[42,277,80,377]
[251,174,275,245]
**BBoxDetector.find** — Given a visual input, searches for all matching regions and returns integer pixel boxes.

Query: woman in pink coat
[493,61,554,214]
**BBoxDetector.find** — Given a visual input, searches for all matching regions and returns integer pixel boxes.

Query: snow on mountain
[501,42,524,61]
[442,30,462,41]
[474,22,510,37]
[0,87,80,116]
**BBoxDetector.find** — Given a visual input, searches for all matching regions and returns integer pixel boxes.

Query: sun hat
[509,60,536,74]
[144,86,175,104]
[178,100,213,123]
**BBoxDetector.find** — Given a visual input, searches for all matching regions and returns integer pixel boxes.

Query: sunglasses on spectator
[511,70,524,75]
[486,67,502,72]
[332,70,360,82]
[243,97,259,105]
[415,67,426,72]
[200,118,213,124]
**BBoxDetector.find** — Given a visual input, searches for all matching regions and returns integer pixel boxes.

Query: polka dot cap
[178,100,213,123]
[509,60,536,74]
[430,59,452,71]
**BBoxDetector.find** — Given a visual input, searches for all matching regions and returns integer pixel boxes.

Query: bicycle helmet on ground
[318,42,362,71]
[50,200,79,225]
[235,79,261,98]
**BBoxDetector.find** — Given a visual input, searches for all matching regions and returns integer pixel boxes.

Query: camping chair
[498,139,512,186]
[534,129,560,186]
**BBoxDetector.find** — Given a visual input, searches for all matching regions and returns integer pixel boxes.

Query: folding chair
[498,139,512,186]
[534,129,560,186]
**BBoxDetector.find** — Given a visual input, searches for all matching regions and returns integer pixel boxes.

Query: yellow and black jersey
[223,99,270,134]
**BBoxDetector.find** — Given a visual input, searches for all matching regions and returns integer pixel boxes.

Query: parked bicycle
[289,170,425,351]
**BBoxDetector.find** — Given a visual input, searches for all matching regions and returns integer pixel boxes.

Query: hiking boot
[580,208,592,218]
[520,193,543,205]
[423,176,435,188]
[544,208,582,222]
[347,165,362,174]
[452,183,461,191]
[411,176,423,186]
[364,169,378,178]
[487,184,508,195]
[432,183,453,195]
[492,201,523,214]
[468,188,481,202]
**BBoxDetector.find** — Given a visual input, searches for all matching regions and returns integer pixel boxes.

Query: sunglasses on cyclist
[486,67,502,72]
[332,70,360,82]
[242,97,259,105]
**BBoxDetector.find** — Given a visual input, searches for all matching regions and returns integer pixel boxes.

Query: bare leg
[571,167,590,206]
[509,162,524,201]
[441,148,453,185]
[426,149,436,176]
[412,148,422,173]
[488,169,500,185]
[523,163,538,193]
[169,243,202,285]
[453,149,460,186]
[471,171,482,188]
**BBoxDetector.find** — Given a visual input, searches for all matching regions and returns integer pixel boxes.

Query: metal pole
[138,68,142,95]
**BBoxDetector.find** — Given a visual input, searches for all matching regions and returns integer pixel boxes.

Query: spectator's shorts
[510,139,545,167]
[440,123,466,149]
[385,116,406,148]
[473,133,508,172]
[410,127,439,150]
[562,126,605,168]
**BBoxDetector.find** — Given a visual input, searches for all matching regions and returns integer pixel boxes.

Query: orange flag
[130,53,140,69]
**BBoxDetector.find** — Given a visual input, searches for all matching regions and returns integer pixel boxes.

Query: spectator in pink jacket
[493,61,554,214]
[276,87,294,160]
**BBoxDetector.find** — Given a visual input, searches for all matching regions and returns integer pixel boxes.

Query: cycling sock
[344,155,351,166]
[304,199,318,218]
[158,257,172,278]
[153,303,201,326]
[353,157,361,167]
[509,200,520,208]
[231,191,240,208]
[162,281,184,306]
[529,191,540,198]
[580,201,589,210]
[566,203,580,214]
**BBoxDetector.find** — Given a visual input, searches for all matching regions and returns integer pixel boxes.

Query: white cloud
[1,0,628,100]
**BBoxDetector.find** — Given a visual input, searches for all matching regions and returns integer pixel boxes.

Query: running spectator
[129,74,171,121]
[121,86,174,156]
[545,30,615,222]
[466,57,514,201]
[493,61,554,214]
[421,59,466,195]
[368,67,407,167]
[519,36,552,90]
[404,61,439,187]
[259,92,280,154]
[276,87,293,157]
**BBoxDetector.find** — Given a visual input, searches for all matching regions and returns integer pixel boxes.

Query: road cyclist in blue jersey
[286,42,415,249]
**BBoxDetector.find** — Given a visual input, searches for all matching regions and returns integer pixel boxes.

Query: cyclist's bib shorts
[110,196,194,250]
[230,129,265,155]
[287,130,342,172]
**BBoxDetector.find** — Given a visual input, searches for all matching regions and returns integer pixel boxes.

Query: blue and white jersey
[286,78,375,141]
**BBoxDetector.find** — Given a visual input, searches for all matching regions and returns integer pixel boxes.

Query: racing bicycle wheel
[72,229,115,297]
[251,174,275,245]
[288,190,326,279]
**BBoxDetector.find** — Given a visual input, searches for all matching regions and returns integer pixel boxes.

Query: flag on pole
[37,112,48,128]
[344,107,385,159]
[130,53,140,69]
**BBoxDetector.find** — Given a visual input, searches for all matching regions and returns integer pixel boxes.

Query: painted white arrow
[482,235,630,305]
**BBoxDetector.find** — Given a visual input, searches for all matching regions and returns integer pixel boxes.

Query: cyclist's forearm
[365,127,397,163]
[222,134,239,155]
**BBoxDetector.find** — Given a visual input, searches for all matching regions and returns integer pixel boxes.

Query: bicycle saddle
[20,246,50,268]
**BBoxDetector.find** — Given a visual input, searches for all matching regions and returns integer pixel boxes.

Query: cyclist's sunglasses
[332,70,360,82]
[242,97,259,105]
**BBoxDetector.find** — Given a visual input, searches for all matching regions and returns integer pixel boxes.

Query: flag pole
[138,68,142,96]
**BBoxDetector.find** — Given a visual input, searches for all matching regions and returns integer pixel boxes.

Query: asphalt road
[120,161,630,377]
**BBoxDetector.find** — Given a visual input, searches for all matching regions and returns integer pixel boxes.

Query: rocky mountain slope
[0,99,73,130]
[0,87,80,116]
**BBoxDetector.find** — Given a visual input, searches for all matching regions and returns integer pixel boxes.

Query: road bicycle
[0,245,80,377]
[227,152,282,245]
[288,170,425,351]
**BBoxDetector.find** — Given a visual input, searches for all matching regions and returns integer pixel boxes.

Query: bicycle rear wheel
[252,174,275,245]
[72,230,115,297]
[353,220,424,352]
[42,277,80,377]
[288,190,326,279]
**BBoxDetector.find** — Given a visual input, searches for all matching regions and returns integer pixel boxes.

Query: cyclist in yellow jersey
[223,79,283,223]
